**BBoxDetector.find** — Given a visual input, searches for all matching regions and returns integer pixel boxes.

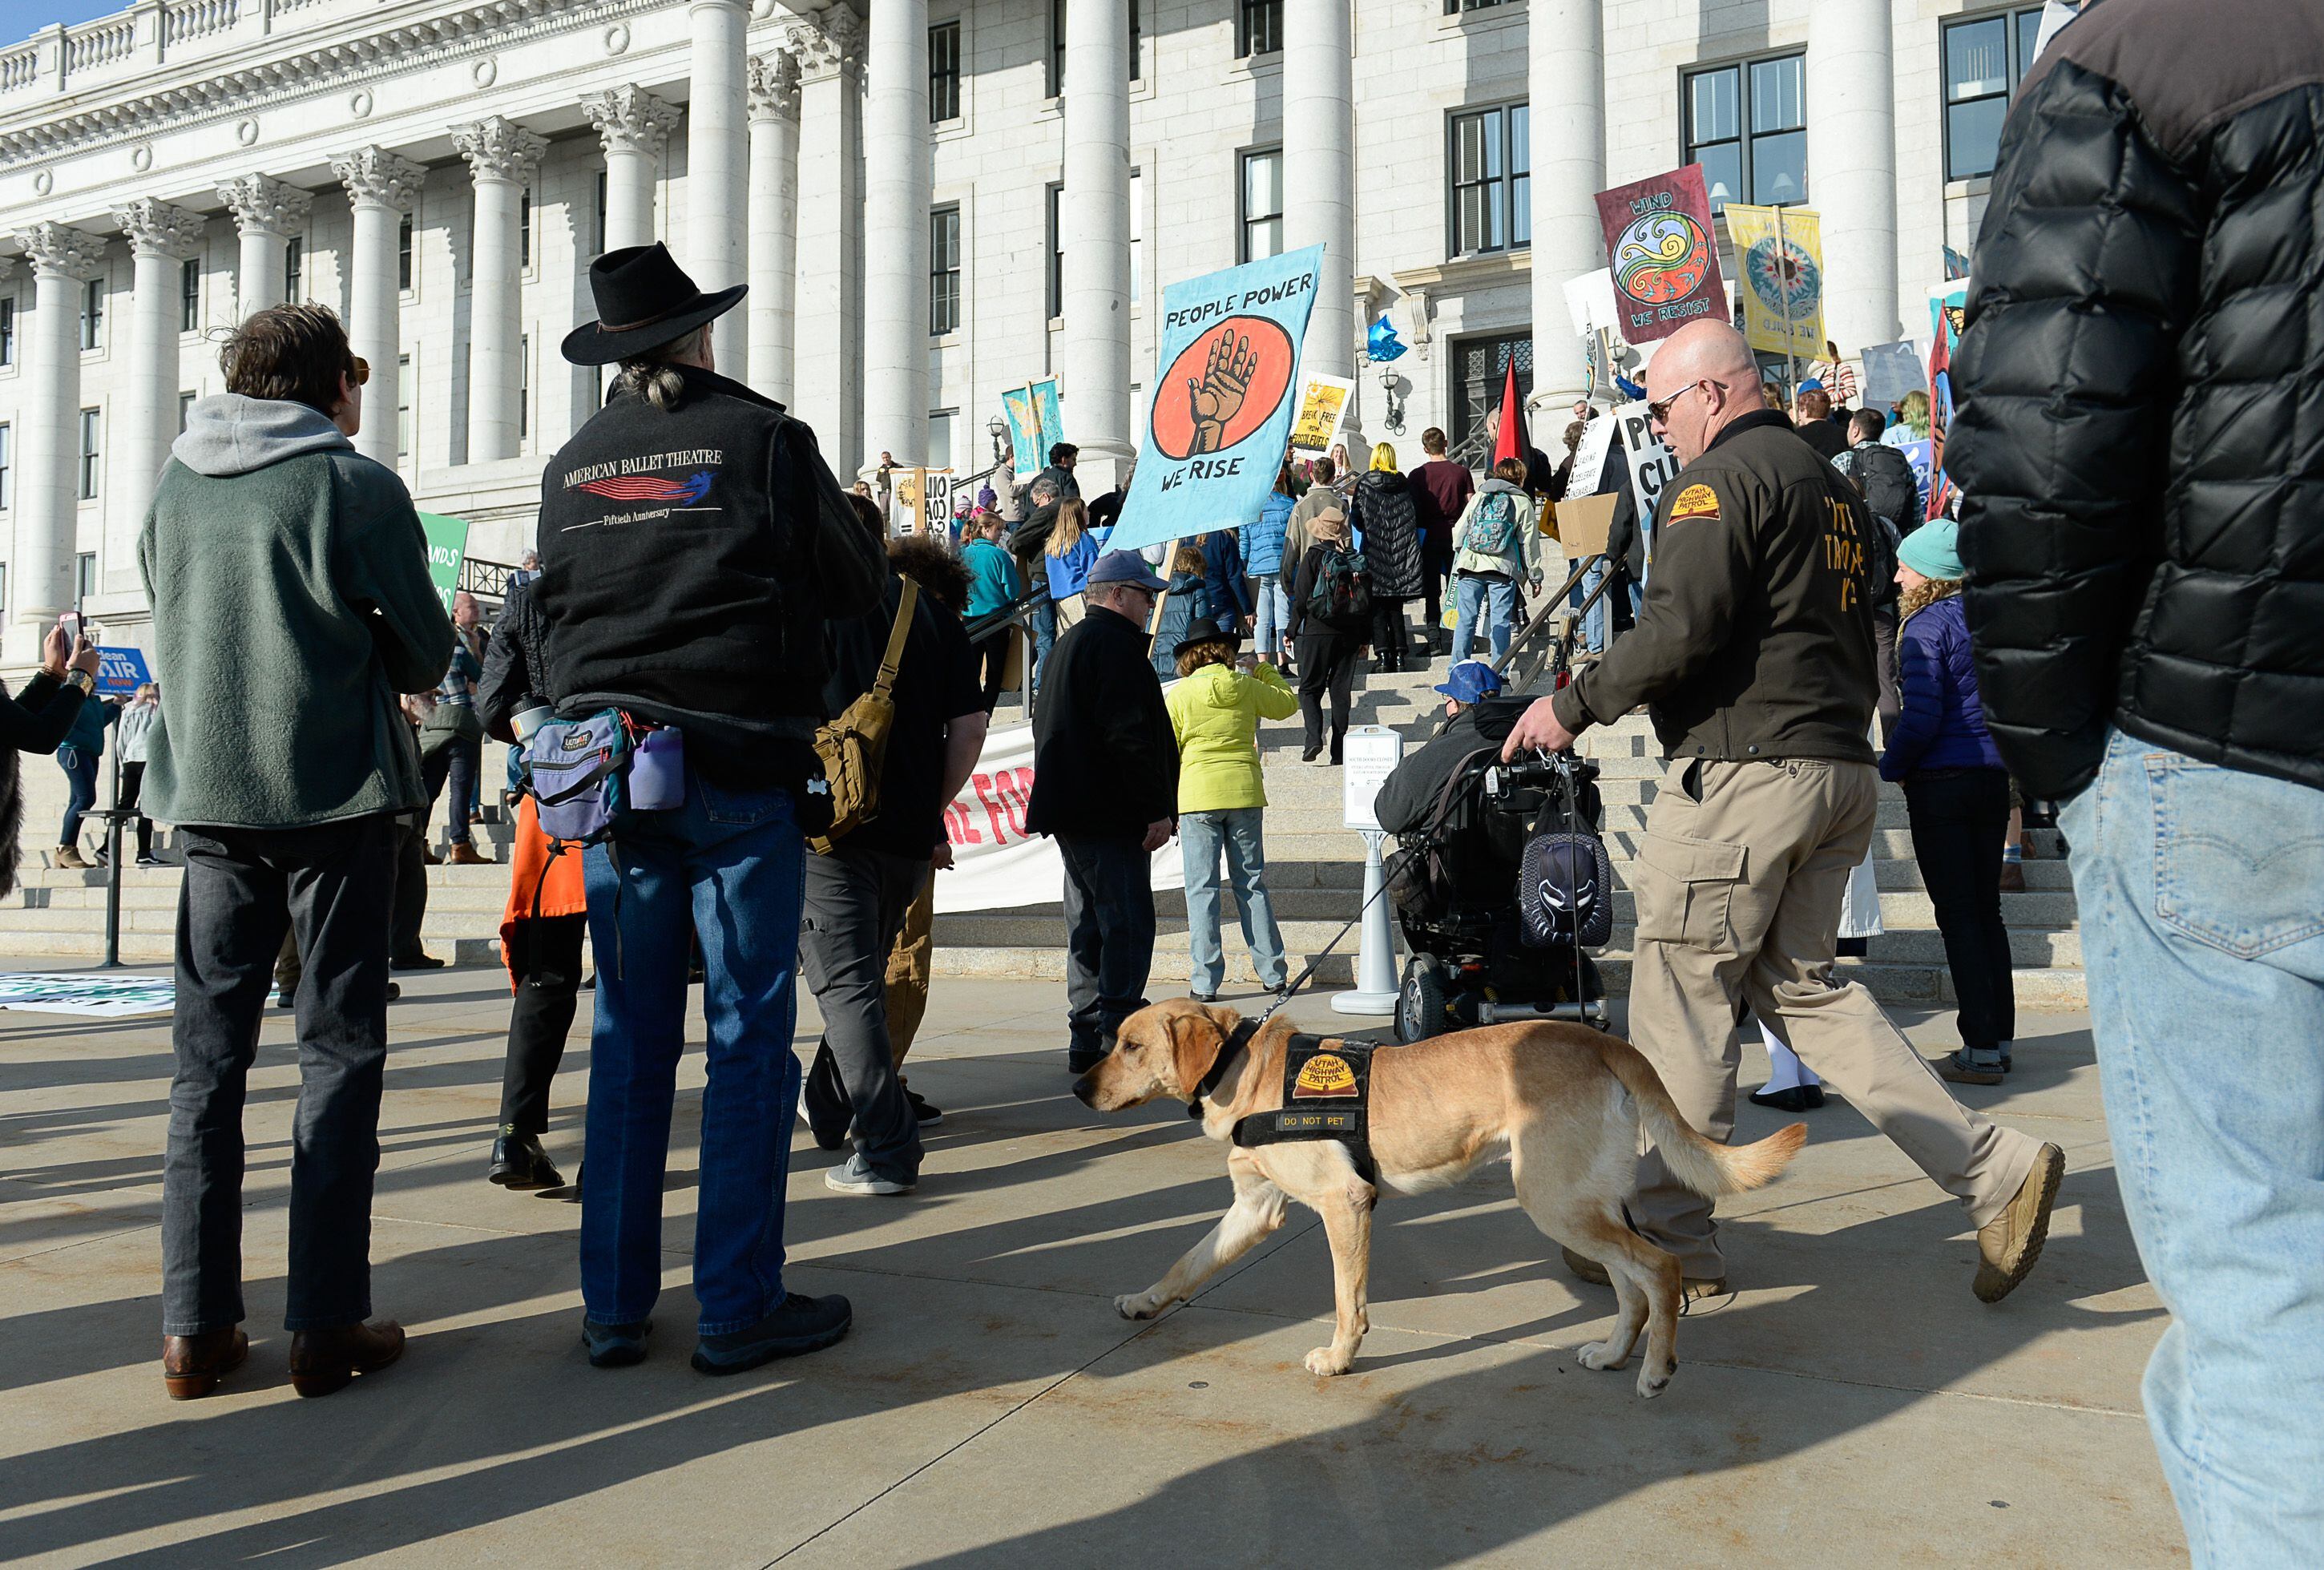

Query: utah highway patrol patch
[1293,1051,1361,1099]
[1668,482,1721,523]
[1229,1035,1379,1185]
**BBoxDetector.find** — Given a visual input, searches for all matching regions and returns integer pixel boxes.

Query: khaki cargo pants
[1625,756,2039,1278]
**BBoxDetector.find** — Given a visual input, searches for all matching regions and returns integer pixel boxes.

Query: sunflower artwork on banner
[1725,203,1826,360]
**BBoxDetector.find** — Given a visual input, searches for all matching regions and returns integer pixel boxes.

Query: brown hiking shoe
[1560,1245,1726,1301]
[1975,1143,2064,1303]
[446,843,489,866]
[54,845,91,870]
[1998,861,2027,892]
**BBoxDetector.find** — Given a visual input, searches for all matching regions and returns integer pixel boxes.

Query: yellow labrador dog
[1075,1000,1806,1396]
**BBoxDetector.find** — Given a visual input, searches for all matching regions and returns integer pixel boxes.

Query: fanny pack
[522,710,688,844]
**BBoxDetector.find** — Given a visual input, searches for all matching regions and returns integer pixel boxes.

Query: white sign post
[1333,726,1405,1015]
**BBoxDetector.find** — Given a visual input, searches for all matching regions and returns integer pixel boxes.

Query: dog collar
[1186,1019,1262,1119]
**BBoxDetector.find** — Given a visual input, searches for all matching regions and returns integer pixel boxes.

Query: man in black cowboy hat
[533,242,886,1376]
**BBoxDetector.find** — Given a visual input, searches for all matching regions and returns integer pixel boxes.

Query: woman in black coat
[1286,508,1371,765]
[1349,446,1424,672]
[0,624,99,900]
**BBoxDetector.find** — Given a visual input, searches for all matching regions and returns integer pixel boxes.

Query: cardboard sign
[1289,373,1354,457]
[93,646,151,696]
[1725,204,1826,357]
[416,512,470,615]
[1002,378,1065,483]
[1554,492,1616,558]
[1107,246,1321,555]
[1593,166,1727,345]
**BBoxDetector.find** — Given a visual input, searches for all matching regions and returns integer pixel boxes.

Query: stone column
[454,115,547,463]
[1059,0,1134,480]
[7,224,106,662]
[862,0,931,470]
[791,9,865,467]
[1808,1,1900,352]
[331,146,423,470]
[688,0,751,373]
[111,200,206,585]
[582,84,680,254]
[216,174,310,317]
[747,52,801,406]
[1528,0,1605,406]
[1282,0,1355,380]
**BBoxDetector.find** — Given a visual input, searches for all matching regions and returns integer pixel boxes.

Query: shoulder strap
[873,579,919,702]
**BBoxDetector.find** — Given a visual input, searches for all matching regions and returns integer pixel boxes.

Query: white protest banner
[1571,412,1621,502]
[1562,268,1623,347]
[0,972,175,1017]
[934,719,1184,914]
[1612,400,1680,521]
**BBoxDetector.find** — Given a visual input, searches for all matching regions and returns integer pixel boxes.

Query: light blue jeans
[1451,573,1517,662]
[581,769,806,1336]
[1253,574,1291,661]
[2061,728,2324,1566]
[1180,808,1288,996]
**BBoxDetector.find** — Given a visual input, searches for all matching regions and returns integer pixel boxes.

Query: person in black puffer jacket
[1949,5,2324,1559]
[1350,444,1424,672]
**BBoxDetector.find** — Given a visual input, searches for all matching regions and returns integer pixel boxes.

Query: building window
[179,391,196,433]
[1,297,16,366]
[1943,8,2047,180]
[284,236,303,302]
[397,353,412,459]
[930,20,962,121]
[928,410,955,473]
[1046,182,1065,320]
[398,212,414,291]
[1239,148,1284,262]
[1684,53,1806,211]
[519,334,531,442]
[181,259,200,333]
[77,409,99,500]
[1238,0,1281,55]
[595,172,608,252]
[519,186,535,270]
[1050,0,1139,95]
[0,422,10,509]
[1442,0,1509,12]
[1448,104,1530,256]
[80,277,104,351]
[1129,169,1143,305]
[930,206,962,336]
[76,552,95,601]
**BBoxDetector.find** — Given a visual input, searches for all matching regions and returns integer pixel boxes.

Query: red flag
[1491,357,1529,472]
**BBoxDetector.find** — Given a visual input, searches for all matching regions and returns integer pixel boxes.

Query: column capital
[13,220,107,281]
[452,115,549,185]
[582,83,682,158]
[786,6,863,76]
[331,145,425,212]
[216,174,313,238]
[748,50,801,123]
[113,197,208,260]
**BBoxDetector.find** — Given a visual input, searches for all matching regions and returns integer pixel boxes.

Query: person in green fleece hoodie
[139,303,454,1403]
[1164,618,1299,1003]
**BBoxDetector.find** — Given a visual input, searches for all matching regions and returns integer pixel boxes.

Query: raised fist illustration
[1187,332,1257,454]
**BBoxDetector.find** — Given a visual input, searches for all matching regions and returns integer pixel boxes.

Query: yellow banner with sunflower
[1724,204,1826,359]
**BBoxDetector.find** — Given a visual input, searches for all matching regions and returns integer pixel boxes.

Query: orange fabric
[500,794,589,985]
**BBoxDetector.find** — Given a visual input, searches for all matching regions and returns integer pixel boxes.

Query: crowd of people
[7,9,2311,1555]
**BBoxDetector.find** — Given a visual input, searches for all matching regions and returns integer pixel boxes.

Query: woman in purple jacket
[1882,519,2014,1087]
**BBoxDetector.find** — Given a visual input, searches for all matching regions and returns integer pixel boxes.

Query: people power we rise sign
[1104,245,1321,555]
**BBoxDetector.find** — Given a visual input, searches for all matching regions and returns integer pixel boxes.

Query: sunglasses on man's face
[1645,382,1703,426]
[350,357,371,387]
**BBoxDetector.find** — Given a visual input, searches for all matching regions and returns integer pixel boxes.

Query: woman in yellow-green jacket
[1164,618,1299,1003]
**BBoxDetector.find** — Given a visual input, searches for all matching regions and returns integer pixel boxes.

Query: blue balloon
[1366,315,1408,363]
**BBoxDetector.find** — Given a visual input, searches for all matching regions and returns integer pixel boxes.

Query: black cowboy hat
[1172,616,1244,659]
[560,242,747,366]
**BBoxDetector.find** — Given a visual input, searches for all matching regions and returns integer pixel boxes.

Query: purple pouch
[628,726,686,812]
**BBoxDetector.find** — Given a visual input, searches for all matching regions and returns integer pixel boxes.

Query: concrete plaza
[1,968,2185,1566]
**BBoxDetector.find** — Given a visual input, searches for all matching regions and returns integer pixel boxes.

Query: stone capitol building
[0,0,2055,660]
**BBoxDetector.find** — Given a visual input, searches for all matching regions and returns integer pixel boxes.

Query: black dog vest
[1231,1034,1378,1187]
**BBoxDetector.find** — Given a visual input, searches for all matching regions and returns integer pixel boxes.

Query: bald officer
[1503,320,2062,1304]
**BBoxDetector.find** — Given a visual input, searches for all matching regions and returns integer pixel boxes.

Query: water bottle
[628,727,686,811]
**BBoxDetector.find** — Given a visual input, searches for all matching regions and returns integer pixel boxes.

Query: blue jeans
[1451,573,1516,662]
[1180,808,1287,995]
[58,745,99,846]
[580,769,806,1336]
[1031,597,1057,696]
[2062,728,2324,1566]
[1253,574,1290,660]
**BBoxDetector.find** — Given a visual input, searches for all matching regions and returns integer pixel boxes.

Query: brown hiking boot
[288,1319,405,1398]
[1998,861,2027,892]
[53,845,91,870]
[446,842,489,866]
[1975,1143,2065,1303]
[1560,1245,1727,1302]
[162,1326,249,1399]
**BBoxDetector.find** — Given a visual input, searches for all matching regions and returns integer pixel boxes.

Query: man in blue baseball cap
[1374,660,1511,836]
[1434,658,1505,712]
[1024,549,1178,1072]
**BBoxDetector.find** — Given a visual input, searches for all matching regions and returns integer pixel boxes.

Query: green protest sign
[417,512,470,614]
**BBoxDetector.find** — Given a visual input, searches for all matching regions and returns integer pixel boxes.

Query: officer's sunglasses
[1645,381,1709,426]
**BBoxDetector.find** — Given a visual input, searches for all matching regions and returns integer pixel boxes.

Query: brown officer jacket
[1551,408,1878,764]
